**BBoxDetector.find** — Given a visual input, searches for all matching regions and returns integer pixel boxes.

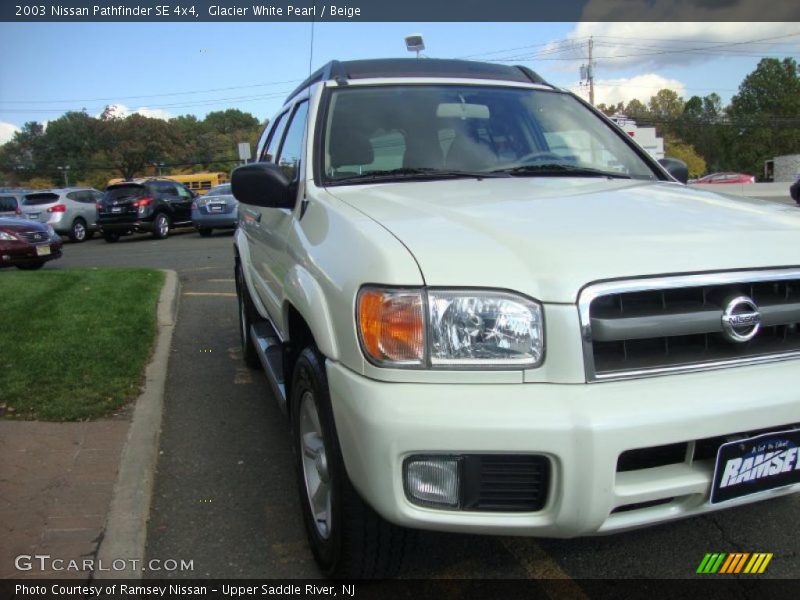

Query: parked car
[232,58,800,578]
[191,183,238,236]
[20,188,102,242]
[97,178,195,242]
[0,217,63,270]
[0,192,25,218]
[691,172,755,184]
[790,174,799,204]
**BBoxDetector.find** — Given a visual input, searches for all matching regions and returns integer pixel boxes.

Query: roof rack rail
[284,58,555,104]
[515,65,551,87]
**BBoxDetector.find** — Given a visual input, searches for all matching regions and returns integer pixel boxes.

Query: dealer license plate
[710,428,800,504]
[35,245,51,256]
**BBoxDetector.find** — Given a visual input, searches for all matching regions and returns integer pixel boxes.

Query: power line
[0,91,291,115]
[0,79,302,105]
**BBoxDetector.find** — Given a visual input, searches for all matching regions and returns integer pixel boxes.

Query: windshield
[322,85,658,184]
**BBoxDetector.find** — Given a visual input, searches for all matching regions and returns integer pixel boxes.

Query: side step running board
[250,321,287,412]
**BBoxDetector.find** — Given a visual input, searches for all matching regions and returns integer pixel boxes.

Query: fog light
[404,456,460,508]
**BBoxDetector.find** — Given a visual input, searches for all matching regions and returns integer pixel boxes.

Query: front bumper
[0,241,62,267]
[327,359,800,537]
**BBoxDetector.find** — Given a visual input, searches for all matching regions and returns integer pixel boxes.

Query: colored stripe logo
[696,552,773,574]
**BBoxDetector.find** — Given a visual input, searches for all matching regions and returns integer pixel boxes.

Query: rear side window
[0,196,18,211]
[24,193,59,206]
[105,185,146,201]
[155,182,179,196]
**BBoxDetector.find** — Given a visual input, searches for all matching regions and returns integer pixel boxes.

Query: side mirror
[658,158,689,184]
[231,162,293,208]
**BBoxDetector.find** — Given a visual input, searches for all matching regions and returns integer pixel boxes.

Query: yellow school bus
[107,172,230,195]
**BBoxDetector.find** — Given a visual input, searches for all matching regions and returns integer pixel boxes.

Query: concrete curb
[94,269,179,580]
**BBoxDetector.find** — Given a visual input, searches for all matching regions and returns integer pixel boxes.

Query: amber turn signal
[357,288,424,365]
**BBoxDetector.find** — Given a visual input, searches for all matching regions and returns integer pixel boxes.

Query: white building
[608,114,665,160]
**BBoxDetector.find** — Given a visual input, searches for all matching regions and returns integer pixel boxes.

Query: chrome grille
[579,269,800,381]
[18,231,49,243]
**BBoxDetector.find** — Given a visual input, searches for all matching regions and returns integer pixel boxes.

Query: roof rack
[284,58,553,104]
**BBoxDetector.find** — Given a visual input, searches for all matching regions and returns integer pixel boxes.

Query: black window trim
[260,108,291,163]
[274,98,310,183]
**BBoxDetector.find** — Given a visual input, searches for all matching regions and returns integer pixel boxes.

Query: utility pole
[588,36,595,105]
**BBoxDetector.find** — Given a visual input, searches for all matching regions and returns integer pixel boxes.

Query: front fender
[283,264,339,360]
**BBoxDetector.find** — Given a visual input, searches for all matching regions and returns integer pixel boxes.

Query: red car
[693,172,755,184]
[0,217,63,270]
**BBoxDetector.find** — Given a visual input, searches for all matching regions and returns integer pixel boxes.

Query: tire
[198,228,213,237]
[291,347,411,578]
[235,263,261,369]
[17,262,45,271]
[103,232,120,243]
[69,218,87,243]
[152,213,170,239]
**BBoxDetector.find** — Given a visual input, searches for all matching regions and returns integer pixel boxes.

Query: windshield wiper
[492,163,632,179]
[329,167,511,184]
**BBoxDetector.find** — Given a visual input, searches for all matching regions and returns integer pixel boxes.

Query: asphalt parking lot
[52,221,800,584]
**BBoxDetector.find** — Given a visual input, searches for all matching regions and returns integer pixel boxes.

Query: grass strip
[0,268,164,420]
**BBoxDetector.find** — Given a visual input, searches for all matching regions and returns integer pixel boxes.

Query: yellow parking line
[183,292,237,297]
[501,538,587,598]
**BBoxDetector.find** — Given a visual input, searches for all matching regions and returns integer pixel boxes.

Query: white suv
[231,58,800,578]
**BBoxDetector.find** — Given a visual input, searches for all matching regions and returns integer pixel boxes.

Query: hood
[0,217,49,232]
[325,178,800,303]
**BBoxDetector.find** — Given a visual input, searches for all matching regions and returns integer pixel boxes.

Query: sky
[0,21,798,144]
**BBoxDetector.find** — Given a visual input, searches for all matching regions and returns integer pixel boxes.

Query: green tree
[98,112,176,180]
[726,58,800,176]
[623,98,649,122]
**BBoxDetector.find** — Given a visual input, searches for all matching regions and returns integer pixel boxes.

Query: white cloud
[543,21,799,72]
[569,73,687,107]
[0,121,20,145]
[97,104,173,120]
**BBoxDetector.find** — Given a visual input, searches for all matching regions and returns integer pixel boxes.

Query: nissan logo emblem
[721,296,761,343]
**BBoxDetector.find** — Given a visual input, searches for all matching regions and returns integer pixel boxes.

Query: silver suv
[21,188,103,242]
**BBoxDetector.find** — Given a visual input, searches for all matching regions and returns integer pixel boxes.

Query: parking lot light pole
[57,165,70,187]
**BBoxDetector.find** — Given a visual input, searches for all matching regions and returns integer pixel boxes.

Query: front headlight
[428,290,543,367]
[0,231,18,241]
[357,287,544,369]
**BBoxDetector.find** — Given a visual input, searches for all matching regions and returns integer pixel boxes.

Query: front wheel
[152,213,170,239]
[291,347,411,578]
